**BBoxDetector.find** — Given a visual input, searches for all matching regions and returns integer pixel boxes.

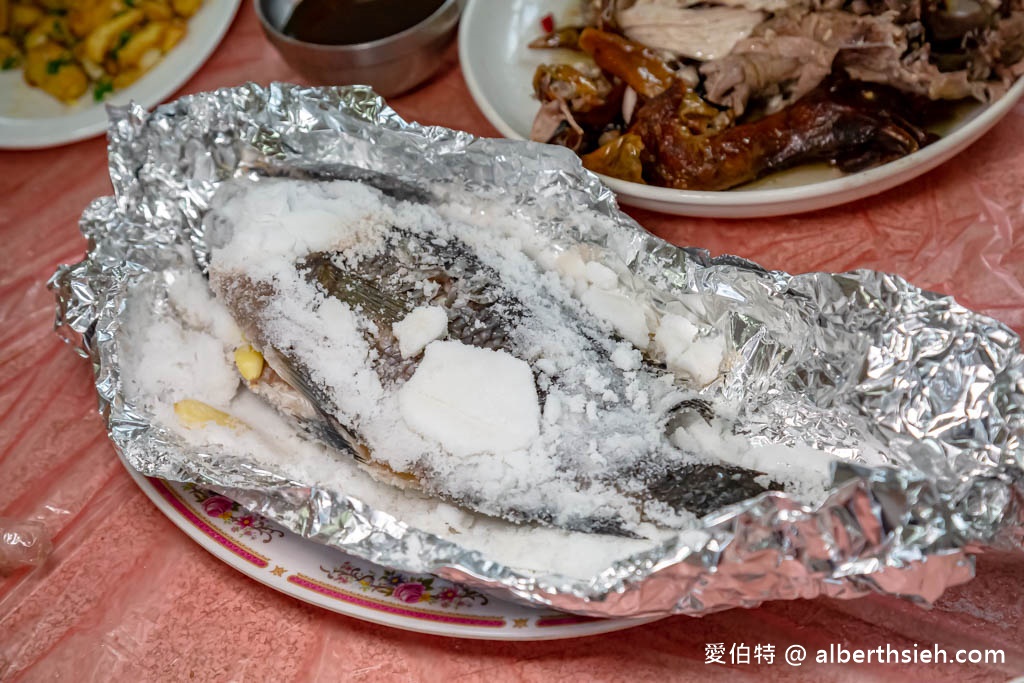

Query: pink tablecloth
[2,5,1023,681]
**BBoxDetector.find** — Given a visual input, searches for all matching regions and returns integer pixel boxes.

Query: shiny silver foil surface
[49,83,1024,617]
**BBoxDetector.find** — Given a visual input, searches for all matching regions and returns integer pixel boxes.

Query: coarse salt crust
[393,306,448,359]
[398,340,541,458]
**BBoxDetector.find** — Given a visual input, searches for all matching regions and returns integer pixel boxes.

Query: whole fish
[205,174,779,537]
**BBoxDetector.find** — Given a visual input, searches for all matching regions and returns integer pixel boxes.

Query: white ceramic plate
[459,0,1024,217]
[119,456,663,640]
[0,0,240,150]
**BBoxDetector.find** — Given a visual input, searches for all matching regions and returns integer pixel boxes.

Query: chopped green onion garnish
[93,79,114,101]
[45,57,72,75]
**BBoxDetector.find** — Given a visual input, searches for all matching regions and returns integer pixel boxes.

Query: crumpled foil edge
[48,83,1024,617]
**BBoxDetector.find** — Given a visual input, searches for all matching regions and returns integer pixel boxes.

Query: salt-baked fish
[203,175,782,536]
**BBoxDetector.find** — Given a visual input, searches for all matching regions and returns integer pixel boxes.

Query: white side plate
[459,0,1024,217]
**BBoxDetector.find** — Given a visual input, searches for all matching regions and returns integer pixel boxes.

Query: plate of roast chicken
[459,0,1024,216]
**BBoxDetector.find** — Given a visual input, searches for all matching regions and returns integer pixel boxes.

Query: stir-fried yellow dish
[0,0,202,103]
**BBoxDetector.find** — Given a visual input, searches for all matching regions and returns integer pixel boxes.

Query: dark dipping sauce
[283,0,446,45]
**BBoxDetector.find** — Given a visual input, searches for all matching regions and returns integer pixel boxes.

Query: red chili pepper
[540,13,555,34]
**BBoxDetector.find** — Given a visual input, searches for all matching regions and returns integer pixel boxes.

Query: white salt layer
[671,419,833,501]
[739,443,836,480]
[610,342,642,371]
[654,313,724,386]
[392,305,448,359]
[584,261,619,290]
[580,287,651,349]
[398,340,541,457]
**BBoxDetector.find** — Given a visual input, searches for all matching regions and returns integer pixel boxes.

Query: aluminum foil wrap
[49,83,1024,618]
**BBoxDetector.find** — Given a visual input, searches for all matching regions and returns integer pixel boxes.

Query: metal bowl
[255,0,462,97]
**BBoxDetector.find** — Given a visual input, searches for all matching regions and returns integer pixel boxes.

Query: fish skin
[648,463,783,517]
[301,232,521,385]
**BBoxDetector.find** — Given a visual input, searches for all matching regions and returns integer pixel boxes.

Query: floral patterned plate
[120,459,664,639]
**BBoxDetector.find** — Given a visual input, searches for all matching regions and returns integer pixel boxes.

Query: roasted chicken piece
[529,26,682,152]
[628,80,932,190]
[577,27,676,98]
[581,132,646,182]
[530,63,624,151]
[533,63,616,111]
